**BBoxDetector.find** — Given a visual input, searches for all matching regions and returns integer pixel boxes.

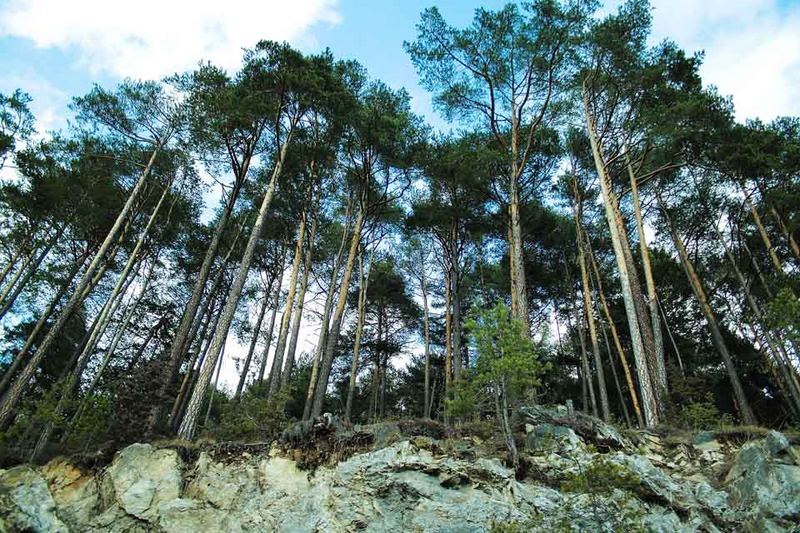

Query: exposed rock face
[1,407,798,532]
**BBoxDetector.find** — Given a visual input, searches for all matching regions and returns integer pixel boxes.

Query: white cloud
[647,0,800,122]
[0,0,341,79]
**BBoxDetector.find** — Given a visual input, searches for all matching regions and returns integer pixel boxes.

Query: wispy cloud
[0,0,342,79]
[647,0,800,122]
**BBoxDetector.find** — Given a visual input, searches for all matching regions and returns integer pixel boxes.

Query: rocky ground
[1,406,798,532]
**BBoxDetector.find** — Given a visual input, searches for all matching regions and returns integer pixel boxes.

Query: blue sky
[1,0,799,137]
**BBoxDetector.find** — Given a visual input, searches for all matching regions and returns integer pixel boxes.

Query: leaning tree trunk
[0,227,62,321]
[345,247,369,420]
[302,201,351,419]
[658,195,757,425]
[150,179,245,434]
[0,144,161,429]
[713,225,800,416]
[234,289,271,401]
[572,185,610,420]
[75,181,172,374]
[282,209,319,389]
[627,156,667,401]
[178,133,292,440]
[583,92,658,426]
[256,247,287,384]
[268,211,307,396]
[0,249,88,397]
[171,290,226,432]
[309,207,364,418]
[576,301,598,418]
[421,270,431,419]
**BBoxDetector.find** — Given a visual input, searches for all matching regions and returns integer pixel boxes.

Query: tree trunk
[0,250,87,397]
[444,266,453,403]
[421,273,431,419]
[509,110,530,335]
[585,212,645,427]
[282,209,318,389]
[234,289,271,401]
[508,218,517,317]
[203,343,225,429]
[309,208,364,418]
[627,156,667,401]
[256,254,285,384]
[303,199,351,419]
[76,181,172,373]
[577,304,598,417]
[744,193,784,275]
[269,211,307,395]
[451,259,462,381]
[178,134,292,440]
[0,141,160,428]
[659,195,757,425]
[583,91,658,426]
[0,228,62,321]
[152,178,245,434]
[171,291,224,432]
[0,243,25,290]
[572,185,609,421]
[714,225,800,416]
[345,248,368,420]
[90,257,158,390]
[600,315,632,426]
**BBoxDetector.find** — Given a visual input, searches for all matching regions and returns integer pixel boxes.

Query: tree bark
[583,91,658,426]
[627,156,667,401]
[571,183,610,420]
[714,224,800,416]
[178,132,292,440]
[234,289,271,401]
[0,228,62,321]
[151,180,245,434]
[345,247,368,420]
[0,247,88,393]
[282,209,318,389]
[268,210,307,395]
[256,250,286,384]
[0,144,161,428]
[658,195,757,425]
[421,269,431,419]
[309,208,364,418]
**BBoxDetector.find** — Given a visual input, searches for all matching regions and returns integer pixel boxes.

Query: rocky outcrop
[1,407,798,532]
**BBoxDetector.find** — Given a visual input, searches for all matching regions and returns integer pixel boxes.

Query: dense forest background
[0,0,798,465]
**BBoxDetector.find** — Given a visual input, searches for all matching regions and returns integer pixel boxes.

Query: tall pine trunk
[309,208,364,418]
[583,91,658,426]
[627,156,667,401]
[0,144,161,429]
[268,211,307,395]
[345,248,369,420]
[178,134,292,439]
[234,289,271,400]
[282,209,318,389]
[659,195,757,425]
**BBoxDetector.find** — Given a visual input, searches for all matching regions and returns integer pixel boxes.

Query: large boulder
[104,443,182,522]
[0,465,69,532]
[724,431,800,520]
[41,459,99,529]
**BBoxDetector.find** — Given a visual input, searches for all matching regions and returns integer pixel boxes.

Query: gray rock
[105,443,181,522]
[1,410,799,532]
[0,465,68,532]
[725,431,800,519]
